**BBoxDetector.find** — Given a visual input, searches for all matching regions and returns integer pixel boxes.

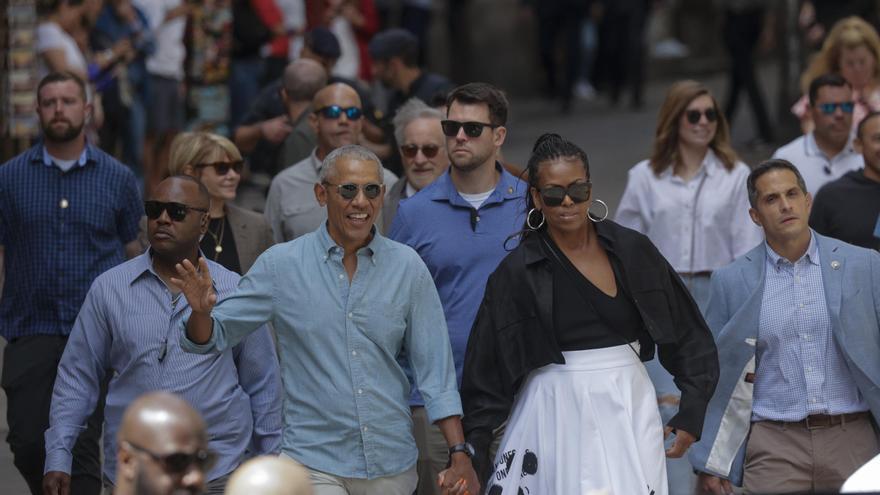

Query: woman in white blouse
[615,79,761,495]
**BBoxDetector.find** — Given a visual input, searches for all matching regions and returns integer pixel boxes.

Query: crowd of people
[5,3,880,495]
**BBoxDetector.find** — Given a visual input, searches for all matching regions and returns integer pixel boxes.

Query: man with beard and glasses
[42,176,281,495]
[388,82,526,492]
[112,391,211,495]
[0,71,143,494]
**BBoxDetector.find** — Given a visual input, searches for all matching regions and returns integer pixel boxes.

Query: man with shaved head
[43,176,282,495]
[265,83,397,242]
[226,456,313,495]
[114,392,210,495]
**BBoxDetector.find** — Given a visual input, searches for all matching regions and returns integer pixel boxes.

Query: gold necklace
[205,216,225,259]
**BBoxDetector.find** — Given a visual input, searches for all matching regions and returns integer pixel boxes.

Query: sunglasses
[314,105,363,120]
[539,182,592,207]
[323,182,383,200]
[123,441,217,475]
[400,144,441,158]
[817,101,855,114]
[685,108,718,125]
[195,160,244,175]
[440,120,499,138]
[144,201,208,222]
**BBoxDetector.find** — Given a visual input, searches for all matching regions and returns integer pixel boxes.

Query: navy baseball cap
[305,27,341,59]
[368,28,418,61]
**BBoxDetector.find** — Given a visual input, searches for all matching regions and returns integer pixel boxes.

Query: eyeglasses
[314,105,363,120]
[685,108,718,125]
[817,101,855,114]
[539,182,592,207]
[144,201,208,222]
[440,120,499,138]
[194,160,244,175]
[400,144,441,158]
[322,182,383,200]
[123,441,216,475]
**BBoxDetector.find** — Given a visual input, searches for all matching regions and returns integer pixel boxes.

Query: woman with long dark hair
[460,133,718,495]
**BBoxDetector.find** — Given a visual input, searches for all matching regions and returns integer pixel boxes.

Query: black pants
[723,8,774,141]
[2,335,104,495]
[536,10,583,108]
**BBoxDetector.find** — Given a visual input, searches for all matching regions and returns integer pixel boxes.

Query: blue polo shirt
[389,164,526,405]
[0,143,143,340]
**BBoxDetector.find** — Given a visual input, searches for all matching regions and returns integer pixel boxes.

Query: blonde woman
[615,80,761,495]
[794,16,880,132]
[167,132,273,274]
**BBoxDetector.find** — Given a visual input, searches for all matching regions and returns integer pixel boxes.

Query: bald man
[114,392,210,495]
[275,59,328,173]
[225,456,313,495]
[264,83,398,242]
[44,176,281,495]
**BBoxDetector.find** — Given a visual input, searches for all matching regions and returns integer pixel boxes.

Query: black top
[809,169,880,250]
[200,216,241,274]
[547,239,646,351]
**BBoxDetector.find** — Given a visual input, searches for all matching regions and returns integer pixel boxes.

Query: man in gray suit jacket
[690,159,880,494]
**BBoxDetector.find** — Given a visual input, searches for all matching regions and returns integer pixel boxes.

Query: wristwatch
[448,442,475,458]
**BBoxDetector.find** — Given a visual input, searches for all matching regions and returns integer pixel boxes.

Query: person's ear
[309,112,319,133]
[748,207,762,227]
[530,187,543,210]
[314,182,328,207]
[493,126,507,148]
[117,444,137,482]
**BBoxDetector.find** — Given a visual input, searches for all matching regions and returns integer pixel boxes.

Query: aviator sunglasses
[685,108,718,125]
[400,144,441,158]
[315,105,363,120]
[539,181,592,207]
[123,441,217,475]
[817,101,855,114]
[194,160,244,175]
[144,201,208,222]
[440,120,499,138]
[323,182,383,200]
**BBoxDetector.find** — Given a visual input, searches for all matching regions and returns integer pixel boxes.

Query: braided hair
[522,133,591,235]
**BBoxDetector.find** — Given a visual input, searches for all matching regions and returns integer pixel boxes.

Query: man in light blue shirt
[389,82,525,493]
[43,176,282,494]
[174,145,480,495]
[691,159,880,494]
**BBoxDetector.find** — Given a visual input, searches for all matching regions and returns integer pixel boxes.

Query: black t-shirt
[544,238,646,351]
[200,216,242,274]
[809,169,880,250]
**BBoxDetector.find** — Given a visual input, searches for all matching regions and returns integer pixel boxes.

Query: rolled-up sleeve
[180,249,278,354]
[44,281,111,474]
[406,261,462,423]
[232,325,282,455]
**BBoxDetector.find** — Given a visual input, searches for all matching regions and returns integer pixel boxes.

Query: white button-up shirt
[771,132,864,196]
[615,150,762,273]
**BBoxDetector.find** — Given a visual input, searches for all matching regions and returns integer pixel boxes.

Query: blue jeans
[229,56,264,129]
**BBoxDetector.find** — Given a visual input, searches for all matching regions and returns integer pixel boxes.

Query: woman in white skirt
[459,134,719,495]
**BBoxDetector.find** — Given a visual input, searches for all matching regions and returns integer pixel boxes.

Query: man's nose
[179,466,206,493]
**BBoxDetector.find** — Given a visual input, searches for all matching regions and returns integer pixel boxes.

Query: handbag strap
[538,232,641,359]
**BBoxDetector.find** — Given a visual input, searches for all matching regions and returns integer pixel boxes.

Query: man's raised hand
[170,257,217,314]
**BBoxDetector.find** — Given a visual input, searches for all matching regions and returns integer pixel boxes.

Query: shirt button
[348,312,353,318]
[475,216,480,222]
[59,198,69,209]
[799,303,804,309]
[362,426,368,432]
[806,366,813,372]
[357,388,363,394]
[339,273,345,279]
[351,350,357,356]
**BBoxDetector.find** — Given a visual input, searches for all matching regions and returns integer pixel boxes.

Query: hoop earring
[588,199,609,223]
[527,208,545,230]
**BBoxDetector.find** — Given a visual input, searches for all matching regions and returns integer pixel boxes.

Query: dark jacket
[461,220,719,480]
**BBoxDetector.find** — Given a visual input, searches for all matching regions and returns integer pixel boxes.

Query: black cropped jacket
[460,220,720,480]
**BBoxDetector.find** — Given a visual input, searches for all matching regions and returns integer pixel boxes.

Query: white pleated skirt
[485,343,667,495]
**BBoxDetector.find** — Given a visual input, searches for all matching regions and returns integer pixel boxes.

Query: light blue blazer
[689,232,880,486]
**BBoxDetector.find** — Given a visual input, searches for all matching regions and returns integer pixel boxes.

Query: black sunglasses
[685,108,718,125]
[440,120,499,138]
[400,144,441,158]
[818,101,855,114]
[144,201,208,222]
[123,441,217,475]
[194,160,244,175]
[315,105,363,120]
[539,182,592,207]
[323,182,383,200]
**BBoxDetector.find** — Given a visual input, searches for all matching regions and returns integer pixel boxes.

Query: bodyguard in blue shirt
[43,176,281,494]
[0,72,143,494]
[174,145,480,495]
[389,82,526,494]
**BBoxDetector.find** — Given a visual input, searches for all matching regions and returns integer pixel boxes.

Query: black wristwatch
[449,442,475,459]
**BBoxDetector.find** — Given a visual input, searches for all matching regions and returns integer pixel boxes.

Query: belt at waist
[759,411,871,430]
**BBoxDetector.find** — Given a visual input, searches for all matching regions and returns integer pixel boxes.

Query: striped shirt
[45,252,282,482]
[0,143,143,339]
[752,232,868,421]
